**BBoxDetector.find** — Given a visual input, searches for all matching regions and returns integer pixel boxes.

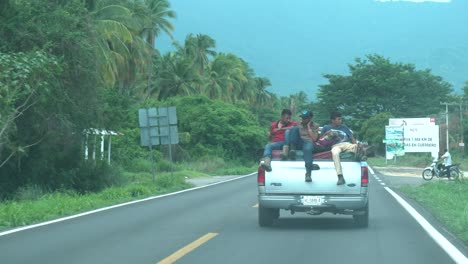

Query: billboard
[389,118,435,126]
[403,125,439,157]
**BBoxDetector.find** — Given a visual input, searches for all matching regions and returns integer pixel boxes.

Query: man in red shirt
[261,109,297,171]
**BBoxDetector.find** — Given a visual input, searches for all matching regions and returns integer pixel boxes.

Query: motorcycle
[422,159,461,181]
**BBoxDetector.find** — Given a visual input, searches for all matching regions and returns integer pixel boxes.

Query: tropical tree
[0,0,106,196]
[317,54,453,131]
[153,52,199,99]
[140,0,176,98]
[90,2,135,88]
[141,0,176,47]
[202,53,247,102]
[251,77,273,106]
[0,51,62,168]
[184,33,217,75]
[360,112,394,153]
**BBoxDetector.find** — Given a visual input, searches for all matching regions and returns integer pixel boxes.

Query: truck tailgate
[264,161,363,195]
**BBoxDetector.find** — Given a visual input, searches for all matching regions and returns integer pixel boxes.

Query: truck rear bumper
[258,194,368,211]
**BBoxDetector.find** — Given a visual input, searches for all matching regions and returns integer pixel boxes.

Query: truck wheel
[422,169,434,181]
[258,206,279,227]
[353,203,369,228]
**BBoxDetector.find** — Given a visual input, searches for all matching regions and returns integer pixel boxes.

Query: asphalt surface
[0,167,467,264]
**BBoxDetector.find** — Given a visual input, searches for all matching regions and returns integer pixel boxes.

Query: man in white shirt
[440,148,452,166]
[440,148,452,176]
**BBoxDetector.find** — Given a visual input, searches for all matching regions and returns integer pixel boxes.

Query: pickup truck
[257,150,369,227]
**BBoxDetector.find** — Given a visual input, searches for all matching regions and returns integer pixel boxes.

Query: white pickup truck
[257,150,369,227]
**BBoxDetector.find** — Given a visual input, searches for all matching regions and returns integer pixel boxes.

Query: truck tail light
[361,166,369,187]
[258,166,265,186]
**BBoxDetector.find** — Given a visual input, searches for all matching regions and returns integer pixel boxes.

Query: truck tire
[353,203,369,228]
[258,206,279,227]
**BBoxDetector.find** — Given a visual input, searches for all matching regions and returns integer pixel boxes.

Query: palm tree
[90,2,136,88]
[89,0,175,95]
[184,33,217,75]
[203,53,247,102]
[252,77,273,106]
[154,52,199,100]
[141,0,176,48]
[140,0,175,98]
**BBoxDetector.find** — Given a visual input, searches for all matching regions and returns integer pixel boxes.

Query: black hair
[281,109,292,116]
[330,111,342,120]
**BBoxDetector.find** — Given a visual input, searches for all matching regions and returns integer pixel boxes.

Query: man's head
[300,110,313,124]
[444,148,448,152]
[280,109,292,123]
[330,111,343,126]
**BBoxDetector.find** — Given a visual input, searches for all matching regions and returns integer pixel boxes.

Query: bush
[13,185,46,201]
[126,185,151,197]
[155,174,186,189]
[161,96,267,161]
[61,161,124,194]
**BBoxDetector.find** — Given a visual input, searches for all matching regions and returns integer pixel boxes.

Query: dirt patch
[372,166,422,178]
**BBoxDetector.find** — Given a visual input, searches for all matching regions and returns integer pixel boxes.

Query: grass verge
[368,155,468,245]
[0,159,257,232]
[400,181,468,244]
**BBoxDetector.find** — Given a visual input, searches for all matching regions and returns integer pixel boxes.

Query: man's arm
[307,122,319,141]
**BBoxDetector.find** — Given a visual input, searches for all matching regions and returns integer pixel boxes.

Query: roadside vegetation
[368,154,468,244]
[0,158,257,231]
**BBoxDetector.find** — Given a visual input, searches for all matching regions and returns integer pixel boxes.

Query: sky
[157,0,467,99]
[376,0,450,2]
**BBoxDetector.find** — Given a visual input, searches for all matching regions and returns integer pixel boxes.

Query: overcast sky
[158,0,466,98]
[376,0,450,2]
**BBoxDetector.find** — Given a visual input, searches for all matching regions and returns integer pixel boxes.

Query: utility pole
[441,102,450,151]
[441,101,468,157]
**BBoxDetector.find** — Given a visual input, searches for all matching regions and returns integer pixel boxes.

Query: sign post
[139,107,179,182]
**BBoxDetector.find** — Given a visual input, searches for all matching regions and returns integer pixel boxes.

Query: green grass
[0,174,191,231]
[368,154,468,244]
[400,181,468,244]
[0,158,256,232]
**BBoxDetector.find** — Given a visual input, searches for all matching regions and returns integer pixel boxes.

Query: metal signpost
[138,106,179,182]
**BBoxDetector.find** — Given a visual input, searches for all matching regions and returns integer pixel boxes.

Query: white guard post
[83,129,122,164]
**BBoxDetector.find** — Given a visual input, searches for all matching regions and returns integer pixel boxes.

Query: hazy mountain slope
[157,0,468,98]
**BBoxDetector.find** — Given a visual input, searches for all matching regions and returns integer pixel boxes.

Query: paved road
[0,170,467,264]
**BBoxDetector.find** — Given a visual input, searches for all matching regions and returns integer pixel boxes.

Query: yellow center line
[253,203,258,208]
[157,232,218,264]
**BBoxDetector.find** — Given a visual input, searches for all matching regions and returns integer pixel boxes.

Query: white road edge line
[0,173,256,237]
[369,166,466,262]
[385,187,467,263]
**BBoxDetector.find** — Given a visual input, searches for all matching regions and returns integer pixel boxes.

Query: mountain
[157,0,468,99]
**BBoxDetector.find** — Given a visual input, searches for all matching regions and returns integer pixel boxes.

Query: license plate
[301,196,324,206]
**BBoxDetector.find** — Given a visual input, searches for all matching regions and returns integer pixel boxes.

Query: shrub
[61,161,124,194]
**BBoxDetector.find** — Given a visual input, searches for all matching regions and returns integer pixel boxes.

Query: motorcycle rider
[439,148,452,177]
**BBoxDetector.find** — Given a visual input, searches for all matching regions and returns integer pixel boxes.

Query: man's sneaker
[337,175,346,185]
[305,172,312,182]
[261,157,272,172]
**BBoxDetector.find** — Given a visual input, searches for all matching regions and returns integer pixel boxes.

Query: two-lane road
[0,170,466,264]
